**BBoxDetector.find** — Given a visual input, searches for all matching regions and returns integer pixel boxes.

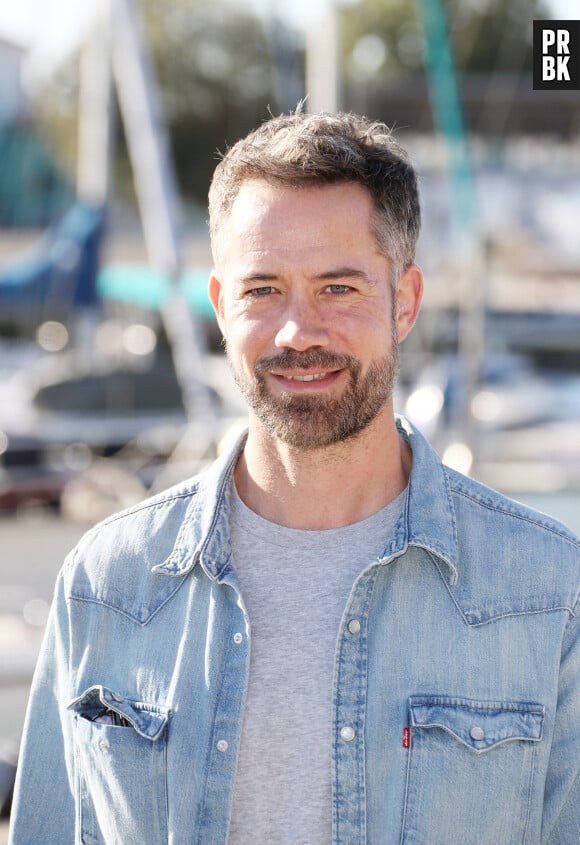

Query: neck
[234,408,410,530]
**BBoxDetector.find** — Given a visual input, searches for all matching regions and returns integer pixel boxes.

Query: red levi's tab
[403,727,411,749]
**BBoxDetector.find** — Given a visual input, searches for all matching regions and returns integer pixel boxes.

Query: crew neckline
[230,479,407,551]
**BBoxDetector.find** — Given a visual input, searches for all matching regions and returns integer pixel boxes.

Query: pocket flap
[409,696,544,752]
[68,685,170,741]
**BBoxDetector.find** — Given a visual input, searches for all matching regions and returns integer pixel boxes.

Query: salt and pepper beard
[225,320,400,451]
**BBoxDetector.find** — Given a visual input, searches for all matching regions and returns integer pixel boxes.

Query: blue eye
[250,286,274,296]
[327,284,350,294]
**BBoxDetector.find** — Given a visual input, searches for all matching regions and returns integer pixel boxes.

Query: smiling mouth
[284,372,333,382]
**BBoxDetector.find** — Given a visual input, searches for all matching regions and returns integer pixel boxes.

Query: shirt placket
[195,578,250,844]
[332,566,379,845]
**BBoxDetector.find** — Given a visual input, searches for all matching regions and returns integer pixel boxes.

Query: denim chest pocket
[68,685,171,845]
[402,696,544,845]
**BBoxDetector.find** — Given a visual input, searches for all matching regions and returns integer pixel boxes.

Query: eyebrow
[317,267,377,286]
[318,267,371,280]
[238,272,278,284]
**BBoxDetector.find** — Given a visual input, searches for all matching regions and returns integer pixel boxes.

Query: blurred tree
[32,0,554,210]
[139,0,279,208]
[342,0,551,84]
[34,0,281,213]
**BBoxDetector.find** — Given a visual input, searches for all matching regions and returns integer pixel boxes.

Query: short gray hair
[208,110,421,281]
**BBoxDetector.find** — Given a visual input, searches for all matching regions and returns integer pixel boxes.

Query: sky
[0,0,577,84]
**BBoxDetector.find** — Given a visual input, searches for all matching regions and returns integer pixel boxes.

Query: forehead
[213,179,378,267]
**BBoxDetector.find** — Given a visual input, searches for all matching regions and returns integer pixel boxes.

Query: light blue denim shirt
[10,419,580,844]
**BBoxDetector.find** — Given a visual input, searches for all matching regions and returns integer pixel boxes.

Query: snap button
[470,726,485,741]
[233,633,243,644]
[99,739,109,752]
[340,726,355,742]
[216,739,229,752]
[347,619,361,635]
[111,692,124,702]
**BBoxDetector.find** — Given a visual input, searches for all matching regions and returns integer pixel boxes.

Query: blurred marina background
[0,0,579,830]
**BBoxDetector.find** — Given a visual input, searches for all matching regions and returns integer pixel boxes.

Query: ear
[396,263,423,343]
[208,271,227,337]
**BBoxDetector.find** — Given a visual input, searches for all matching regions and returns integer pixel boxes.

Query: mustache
[254,349,359,374]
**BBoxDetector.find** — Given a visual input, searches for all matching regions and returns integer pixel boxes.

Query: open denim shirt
[10,419,580,844]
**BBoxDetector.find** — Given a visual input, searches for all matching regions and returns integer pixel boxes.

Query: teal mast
[418,0,486,469]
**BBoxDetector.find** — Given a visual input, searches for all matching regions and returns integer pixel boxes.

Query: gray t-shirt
[227,482,405,844]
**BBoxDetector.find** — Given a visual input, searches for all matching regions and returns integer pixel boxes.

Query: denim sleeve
[9,560,76,844]
[543,605,580,844]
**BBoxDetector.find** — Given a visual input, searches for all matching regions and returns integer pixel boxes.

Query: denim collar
[387,417,458,585]
[154,417,458,585]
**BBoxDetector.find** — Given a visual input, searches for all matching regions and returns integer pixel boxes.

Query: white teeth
[286,372,328,382]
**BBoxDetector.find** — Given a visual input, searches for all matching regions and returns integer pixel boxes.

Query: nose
[274,296,330,351]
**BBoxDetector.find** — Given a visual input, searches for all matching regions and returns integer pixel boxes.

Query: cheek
[224,312,271,364]
[339,306,394,350]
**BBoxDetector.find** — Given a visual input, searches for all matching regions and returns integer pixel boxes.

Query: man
[10,112,580,844]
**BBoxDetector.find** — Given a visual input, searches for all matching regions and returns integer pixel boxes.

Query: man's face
[210,180,419,450]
